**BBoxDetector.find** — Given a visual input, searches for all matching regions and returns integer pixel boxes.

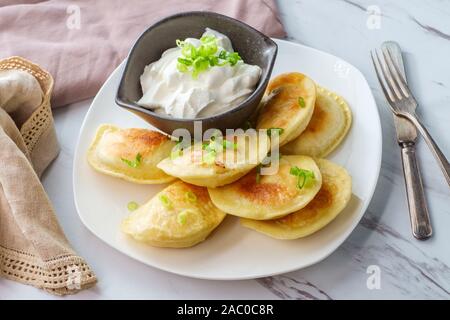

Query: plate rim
[72,38,382,280]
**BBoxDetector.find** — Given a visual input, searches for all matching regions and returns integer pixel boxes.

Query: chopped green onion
[203,138,236,153]
[223,140,237,150]
[159,194,172,209]
[289,166,315,189]
[298,96,306,108]
[217,50,242,66]
[204,140,218,153]
[176,35,243,78]
[181,43,197,58]
[193,56,209,69]
[208,55,219,66]
[176,39,185,48]
[177,63,188,73]
[177,57,193,66]
[185,191,197,203]
[289,166,301,176]
[203,150,216,165]
[127,201,139,211]
[177,210,189,225]
[227,52,242,66]
[201,132,237,165]
[266,128,284,137]
[121,153,142,168]
[198,42,218,57]
[218,50,228,59]
[200,35,216,44]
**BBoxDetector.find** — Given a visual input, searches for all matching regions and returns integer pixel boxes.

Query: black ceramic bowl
[116,11,277,135]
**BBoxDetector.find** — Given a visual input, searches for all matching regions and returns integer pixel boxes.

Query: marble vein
[411,16,450,41]
[257,276,332,300]
[340,0,366,12]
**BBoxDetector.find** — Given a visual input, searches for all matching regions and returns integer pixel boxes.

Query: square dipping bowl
[115,11,278,135]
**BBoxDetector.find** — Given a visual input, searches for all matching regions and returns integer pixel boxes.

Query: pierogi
[121,181,227,248]
[157,131,270,188]
[240,159,352,239]
[87,124,176,184]
[256,72,316,146]
[281,86,352,157]
[208,155,322,220]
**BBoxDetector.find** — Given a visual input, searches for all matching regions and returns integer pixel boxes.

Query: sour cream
[137,28,262,119]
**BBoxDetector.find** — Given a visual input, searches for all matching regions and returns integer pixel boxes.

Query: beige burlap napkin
[0,56,96,295]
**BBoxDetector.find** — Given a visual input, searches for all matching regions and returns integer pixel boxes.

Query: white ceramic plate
[73,39,382,280]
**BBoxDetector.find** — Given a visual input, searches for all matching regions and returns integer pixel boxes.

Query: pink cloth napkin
[0,0,285,107]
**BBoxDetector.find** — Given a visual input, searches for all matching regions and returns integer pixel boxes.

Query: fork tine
[370,50,395,103]
[383,47,412,98]
[382,48,408,98]
[375,49,403,100]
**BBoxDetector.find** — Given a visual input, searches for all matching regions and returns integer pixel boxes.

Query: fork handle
[400,142,432,239]
[401,112,450,187]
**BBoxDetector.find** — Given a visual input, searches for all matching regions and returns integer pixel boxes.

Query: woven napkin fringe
[0,245,96,295]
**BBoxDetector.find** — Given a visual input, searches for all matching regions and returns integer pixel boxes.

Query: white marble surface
[1,0,449,299]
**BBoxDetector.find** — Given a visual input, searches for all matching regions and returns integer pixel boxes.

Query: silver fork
[371,48,450,187]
